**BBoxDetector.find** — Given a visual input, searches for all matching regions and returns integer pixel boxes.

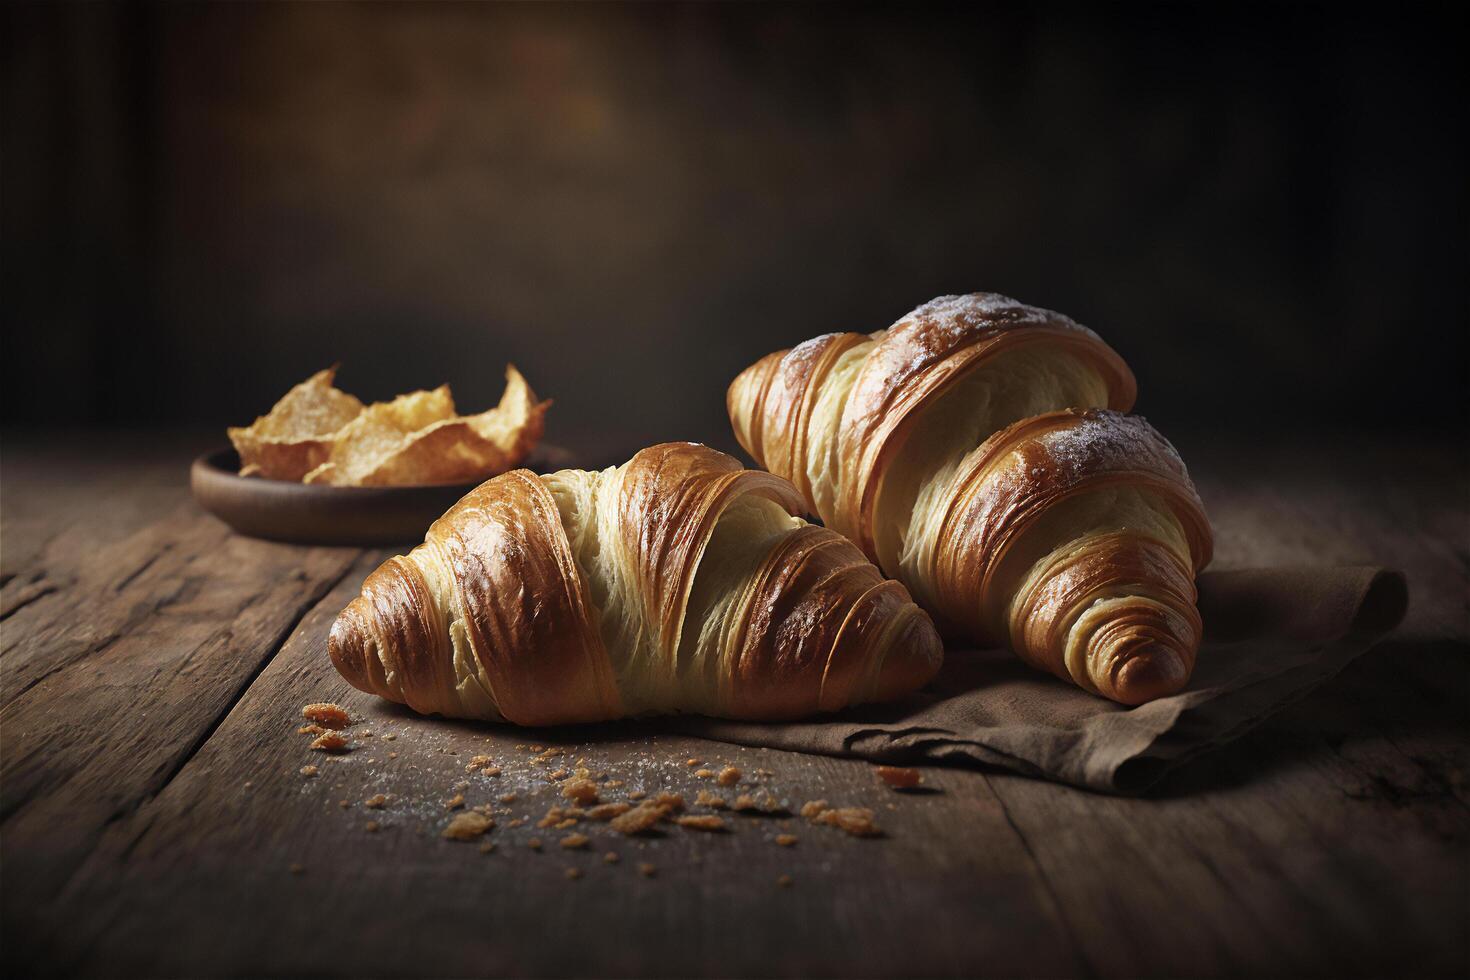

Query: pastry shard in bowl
[227,366,364,481]
[304,366,548,487]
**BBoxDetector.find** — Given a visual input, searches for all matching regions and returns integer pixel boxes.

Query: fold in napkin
[676,566,1408,795]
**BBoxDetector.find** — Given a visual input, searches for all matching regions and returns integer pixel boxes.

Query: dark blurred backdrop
[3,2,1465,460]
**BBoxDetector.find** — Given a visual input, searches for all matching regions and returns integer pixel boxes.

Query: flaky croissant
[329,442,942,724]
[728,293,1213,705]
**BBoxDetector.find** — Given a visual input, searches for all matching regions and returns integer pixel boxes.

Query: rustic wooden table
[2,430,1465,978]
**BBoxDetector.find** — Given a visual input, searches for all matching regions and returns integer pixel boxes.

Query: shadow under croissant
[356,567,1411,800]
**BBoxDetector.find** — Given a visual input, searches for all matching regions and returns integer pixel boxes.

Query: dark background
[3,2,1465,462]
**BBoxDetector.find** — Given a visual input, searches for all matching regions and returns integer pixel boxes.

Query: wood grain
[1,431,1465,978]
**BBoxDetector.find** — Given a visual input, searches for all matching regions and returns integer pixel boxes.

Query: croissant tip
[1111,645,1190,705]
[874,614,945,701]
[327,604,371,694]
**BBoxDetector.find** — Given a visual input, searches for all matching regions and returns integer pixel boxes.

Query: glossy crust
[329,443,942,724]
[728,293,1212,705]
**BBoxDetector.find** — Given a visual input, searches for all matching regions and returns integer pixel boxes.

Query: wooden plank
[1,435,1464,977]
[37,552,1085,978]
[984,703,1469,977]
[0,430,204,585]
[0,505,362,938]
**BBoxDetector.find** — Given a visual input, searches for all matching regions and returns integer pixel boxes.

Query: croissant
[329,442,942,724]
[728,293,1213,705]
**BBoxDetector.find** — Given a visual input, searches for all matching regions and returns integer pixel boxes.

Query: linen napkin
[676,566,1408,794]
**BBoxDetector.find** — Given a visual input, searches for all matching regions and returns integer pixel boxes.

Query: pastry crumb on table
[874,765,922,790]
[674,814,726,832]
[301,703,351,729]
[309,732,349,753]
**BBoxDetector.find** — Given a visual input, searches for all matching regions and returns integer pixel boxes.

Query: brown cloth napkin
[676,566,1408,795]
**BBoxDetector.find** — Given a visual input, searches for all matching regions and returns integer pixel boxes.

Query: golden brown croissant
[728,293,1213,705]
[329,442,942,724]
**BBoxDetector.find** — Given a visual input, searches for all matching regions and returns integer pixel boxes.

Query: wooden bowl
[190,445,575,546]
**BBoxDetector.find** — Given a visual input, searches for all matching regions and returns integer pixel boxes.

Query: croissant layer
[729,293,1213,704]
[329,442,942,724]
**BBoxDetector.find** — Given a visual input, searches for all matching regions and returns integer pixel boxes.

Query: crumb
[675,814,726,832]
[465,755,495,772]
[508,818,526,829]
[588,802,631,821]
[800,800,830,820]
[685,758,701,767]
[695,790,727,809]
[813,807,882,837]
[299,765,319,778]
[527,838,543,851]
[479,841,496,854]
[472,804,495,817]
[364,794,388,809]
[500,792,518,804]
[310,732,349,753]
[776,834,798,847]
[381,733,396,741]
[628,790,647,801]
[515,743,527,750]
[560,833,590,850]
[561,778,600,805]
[875,765,922,790]
[453,780,470,792]
[604,779,624,789]
[243,781,252,789]
[717,766,741,787]
[538,806,585,828]
[302,703,350,729]
[777,874,793,888]
[298,724,327,736]
[445,793,465,810]
[603,852,620,864]
[652,792,685,812]
[481,767,501,777]
[694,769,715,779]
[338,799,350,808]
[638,862,657,878]
[564,867,583,880]
[288,863,304,875]
[555,818,578,830]
[443,812,494,840]
[610,802,667,835]
[365,820,380,833]
[530,745,545,753]
[358,731,373,738]
[731,794,757,811]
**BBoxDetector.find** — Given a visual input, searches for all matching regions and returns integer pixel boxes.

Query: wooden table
[3,430,1465,978]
